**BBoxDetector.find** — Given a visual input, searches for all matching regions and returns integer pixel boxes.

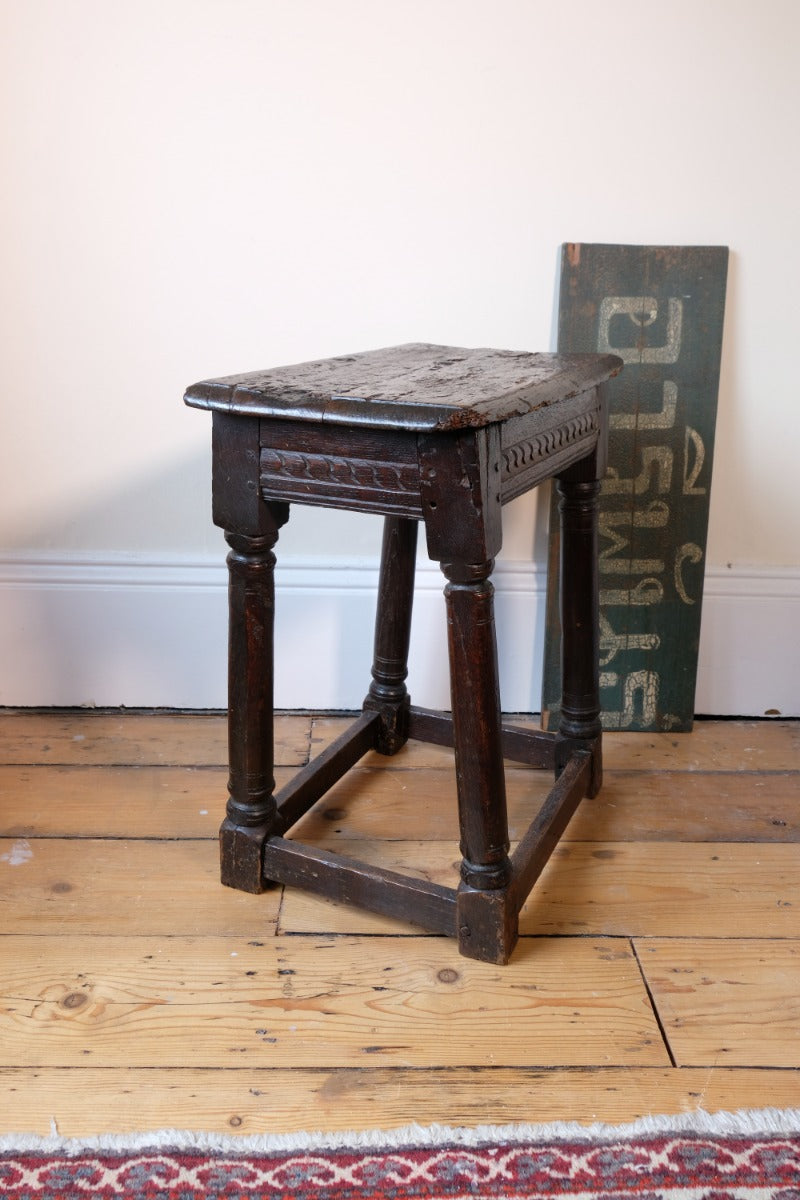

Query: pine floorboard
[1,710,798,1135]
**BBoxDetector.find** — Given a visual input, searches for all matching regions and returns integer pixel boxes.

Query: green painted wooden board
[542,244,729,732]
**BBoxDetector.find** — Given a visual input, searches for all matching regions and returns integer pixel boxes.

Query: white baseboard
[0,553,797,717]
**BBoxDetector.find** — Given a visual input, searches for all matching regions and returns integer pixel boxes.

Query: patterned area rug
[1,1109,799,1198]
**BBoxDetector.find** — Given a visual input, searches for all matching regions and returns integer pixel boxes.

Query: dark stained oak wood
[556,472,604,796]
[363,516,418,754]
[510,751,592,908]
[272,711,380,836]
[185,343,621,432]
[441,559,511,895]
[406,707,557,769]
[261,837,458,936]
[186,343,620,963]
[258,419,423,518]
[220,529,281,893]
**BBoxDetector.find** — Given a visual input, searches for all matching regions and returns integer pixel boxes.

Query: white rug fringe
[2,1107,800,1157]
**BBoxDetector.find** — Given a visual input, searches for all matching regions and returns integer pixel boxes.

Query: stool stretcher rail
[510,751,591,909]
[262,837,458,936]
[274,711,380,835]
[265,721,591,943]
[408,706,557,769]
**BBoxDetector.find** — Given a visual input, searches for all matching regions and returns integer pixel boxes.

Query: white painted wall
[1,0,798,712]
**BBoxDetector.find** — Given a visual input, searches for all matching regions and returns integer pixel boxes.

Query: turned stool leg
[556,472,603,796]
[364,517,418,755]
[442,559,517,964]
[220,524,282,892]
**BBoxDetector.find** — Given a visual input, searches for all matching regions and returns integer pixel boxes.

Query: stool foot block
[220,819,272,893]
[456,886,519,965]
[362,695,410,756]
[556,734,602,798]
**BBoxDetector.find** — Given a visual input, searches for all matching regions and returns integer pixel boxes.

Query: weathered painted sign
[542,244,729,731]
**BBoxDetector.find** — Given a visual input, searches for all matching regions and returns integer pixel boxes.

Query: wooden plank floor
[1,711,798,1135]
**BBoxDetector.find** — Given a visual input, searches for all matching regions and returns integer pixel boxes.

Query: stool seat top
[184,343,621,432]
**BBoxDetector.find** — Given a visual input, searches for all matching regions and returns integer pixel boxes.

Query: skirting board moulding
[0,552,797,715]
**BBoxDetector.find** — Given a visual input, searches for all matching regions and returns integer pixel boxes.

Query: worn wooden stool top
[186,341,618,430]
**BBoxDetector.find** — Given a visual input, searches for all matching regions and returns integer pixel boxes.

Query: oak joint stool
[185,343,621,963]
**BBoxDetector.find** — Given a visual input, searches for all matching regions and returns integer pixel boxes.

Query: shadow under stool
[185,343,621,963]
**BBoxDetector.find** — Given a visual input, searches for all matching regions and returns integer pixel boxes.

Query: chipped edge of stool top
[183,343,622,432]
